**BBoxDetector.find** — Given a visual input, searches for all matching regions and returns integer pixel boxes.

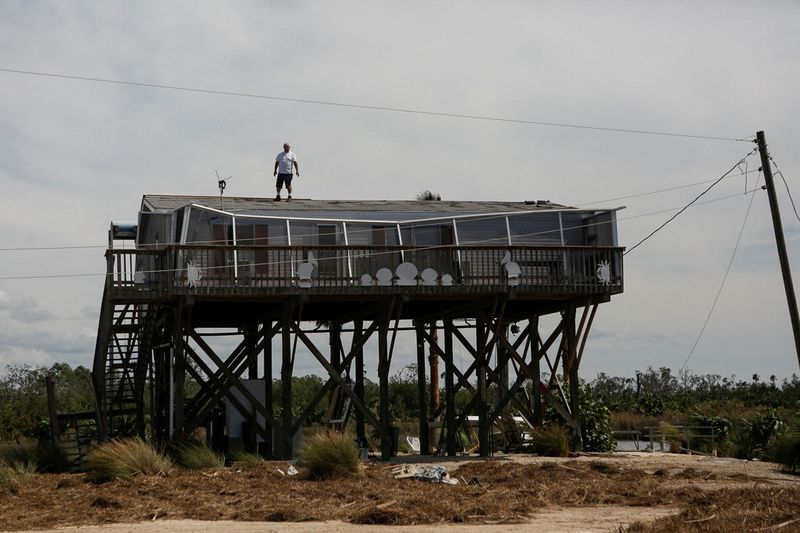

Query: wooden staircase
[92,287,156,440]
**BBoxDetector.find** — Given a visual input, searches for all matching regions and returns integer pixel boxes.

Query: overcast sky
[1,1,799,382]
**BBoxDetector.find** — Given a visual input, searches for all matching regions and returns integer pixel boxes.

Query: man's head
[283,143,290,152]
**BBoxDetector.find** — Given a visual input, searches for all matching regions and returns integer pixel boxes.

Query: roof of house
[141,195,581,215]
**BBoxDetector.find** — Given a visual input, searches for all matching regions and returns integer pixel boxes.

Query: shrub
[0,443,37,470]
[171,439,224,470]
[0,465,19,493]
[528,424,569,457]
[767,416,800,471]
[230,450,266,468]
[730,409,787,460]
[690,408,732,441]
[298,432,361,480]
[545,381,616,452]
[84,438,172,482]
[35,442,70,473]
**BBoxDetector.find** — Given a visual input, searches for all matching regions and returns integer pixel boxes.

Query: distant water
[616,439,643,452]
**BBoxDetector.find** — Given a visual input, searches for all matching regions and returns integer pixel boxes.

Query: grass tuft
[0,443,37,470]
[770,429,800,472]
[84,438,172,482]
[171,439,224,470]
[35,442,71,473]
[230,450,267,468]
[0,466,15,490]
[529,424,569,457]
[298,432,361,480]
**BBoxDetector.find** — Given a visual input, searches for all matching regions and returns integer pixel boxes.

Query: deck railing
[106,244,623,298]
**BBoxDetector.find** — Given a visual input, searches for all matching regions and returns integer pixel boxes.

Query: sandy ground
[4,452,798,533]
[11,506,680,533]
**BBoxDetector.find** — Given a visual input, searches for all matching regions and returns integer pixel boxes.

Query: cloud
[0,292,56,323]
[0,346,53,368]
[1,1,800,380]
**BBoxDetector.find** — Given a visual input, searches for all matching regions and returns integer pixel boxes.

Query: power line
[0,66,752,142]
[769,155,800,223]
[0,187,763,281]
[0,167,760,253]
[0,244,108,252]
[777,170,800,223]
[624,148,759,256]
[574,167,758,208]
[680,171,761,372]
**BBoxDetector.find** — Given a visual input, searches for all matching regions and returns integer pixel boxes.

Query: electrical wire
[679,171,761,372]
[763,155,800,223]
[776,169,800,224]
[623,148,758,256]
[573,168,757,207]
[0,186,763,281]
[0,166,760,253]
[0,67,752,142]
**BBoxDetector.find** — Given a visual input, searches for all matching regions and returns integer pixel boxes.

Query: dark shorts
[276,173,293,188]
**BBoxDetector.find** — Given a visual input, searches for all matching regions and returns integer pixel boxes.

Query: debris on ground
[391,465,458,484]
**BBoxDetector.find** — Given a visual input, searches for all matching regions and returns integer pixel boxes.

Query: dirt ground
[3,452,799,533]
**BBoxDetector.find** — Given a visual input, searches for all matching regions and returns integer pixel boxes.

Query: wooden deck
[106,244,623,302]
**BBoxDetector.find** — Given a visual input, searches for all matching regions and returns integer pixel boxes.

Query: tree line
[2,362,798,447]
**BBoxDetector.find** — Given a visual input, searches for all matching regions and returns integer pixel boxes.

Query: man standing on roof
[273,142,299,201]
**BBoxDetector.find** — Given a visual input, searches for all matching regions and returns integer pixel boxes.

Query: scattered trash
[276,468,285,476]
[287,465,298,476]
[391,465,459,484]
[376,499,397,509]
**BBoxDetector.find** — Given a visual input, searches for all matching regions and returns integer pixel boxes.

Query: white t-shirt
[276,151,297,174]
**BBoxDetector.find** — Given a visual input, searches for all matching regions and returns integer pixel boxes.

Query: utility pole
[756,130,800,371]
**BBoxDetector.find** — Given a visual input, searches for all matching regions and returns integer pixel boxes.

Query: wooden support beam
[415,322,430,455]
[182,341,280,443]
[476,317,490,457]
[531,317,543,425]
[576,303,598,368]
[378,302,393,460]
[565,305,583,451]
[456,325,536,431]
[354,319,366,449]
[245,325,258,451]
[290,321,384,433]
[263,320,273,458]
[183,323,276,429]
[186,323,275,419]
[443,320,456,456]
[420,327,478,420]
[487,327,536,424]
[173,305,186,438]
[281,307,294,459]
[479,310,578,431]
[289,321,378,435]
[183,351,274,445]
[428,321,440,421]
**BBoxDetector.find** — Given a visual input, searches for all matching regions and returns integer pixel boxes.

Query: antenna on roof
[215,170,233,210]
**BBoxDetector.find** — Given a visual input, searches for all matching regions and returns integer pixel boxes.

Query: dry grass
[625,487,800,532]
[0,465,17,493]
[298,432,362,480]
[171,439,224,470]
[528,424,569,457]
[0,442,37,471]
[0,455,796,530]
[84,438,172,482]
[230,450,267,468]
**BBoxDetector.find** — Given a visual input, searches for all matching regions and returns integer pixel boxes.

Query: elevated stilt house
[94,195,624,459]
